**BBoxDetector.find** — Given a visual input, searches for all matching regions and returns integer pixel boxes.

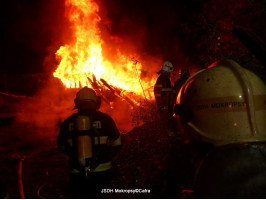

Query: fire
[53,0,155,98]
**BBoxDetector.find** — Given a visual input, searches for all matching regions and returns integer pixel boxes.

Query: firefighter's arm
[110,135,122,151]
[107,116,122,153]
[109,135,122,161]
[161,87,173,92]
[57,128,66,153]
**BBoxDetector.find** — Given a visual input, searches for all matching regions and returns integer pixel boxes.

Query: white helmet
[158,61,174,74]
[175,59,266,146]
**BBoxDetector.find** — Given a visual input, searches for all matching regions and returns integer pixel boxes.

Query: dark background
[0,0,266,75]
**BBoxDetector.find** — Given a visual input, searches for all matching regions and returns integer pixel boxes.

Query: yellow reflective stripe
[111,136,122,146]
[68,123,74,131]
[71,168,80,173]
[191,95,266,114]
[154,84,162,87]
[161,88,172,91]
[94,162,112,172]
[94,136,108,145]
[92,121,101,128]
[192,98,245,114]
[67,139,73,147]
[58,145,66,151]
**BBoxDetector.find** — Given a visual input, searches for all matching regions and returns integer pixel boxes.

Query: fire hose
[37,182,48,199]
[36,170,56,199]
[12,153,26,199]
[12,153,64,199]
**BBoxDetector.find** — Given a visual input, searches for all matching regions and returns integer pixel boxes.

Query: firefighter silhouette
[154,61,174,111]
[58,87,122,198]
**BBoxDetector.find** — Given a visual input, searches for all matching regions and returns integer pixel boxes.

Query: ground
[0,104,191,199]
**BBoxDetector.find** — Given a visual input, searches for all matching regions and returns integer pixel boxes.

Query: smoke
[14,88,139,148]
[14,77,76,143]
[14,76,137,141]
[100,98,135,134]
[98,0,205,74]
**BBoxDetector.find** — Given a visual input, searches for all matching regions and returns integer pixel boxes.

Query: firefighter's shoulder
[60,113,78,127]
[95,111,115,122]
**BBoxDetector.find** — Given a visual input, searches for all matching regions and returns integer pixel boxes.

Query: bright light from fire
[53,0,155,98]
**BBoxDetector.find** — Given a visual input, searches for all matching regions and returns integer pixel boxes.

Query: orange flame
[53,0,155,98]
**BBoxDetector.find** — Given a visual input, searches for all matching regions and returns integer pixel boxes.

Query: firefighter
[169,67,190,133]
[172,67,190,105]
[154,60,174,111]
[165,67,191,198]
[58,87,122,198]
[174,59,266,198]
[154,61,175,134]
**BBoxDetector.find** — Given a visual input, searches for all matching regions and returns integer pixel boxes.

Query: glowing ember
[53,0,155,98]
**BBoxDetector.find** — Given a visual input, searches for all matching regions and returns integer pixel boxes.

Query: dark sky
[0,0,65,74]
[0,0,265,74]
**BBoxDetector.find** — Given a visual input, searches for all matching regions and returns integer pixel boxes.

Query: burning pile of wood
[87,73,157,130]
[87,74,142,108]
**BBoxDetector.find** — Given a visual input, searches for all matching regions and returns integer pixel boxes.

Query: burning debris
[53,0,156,100]
[87,74,138,108]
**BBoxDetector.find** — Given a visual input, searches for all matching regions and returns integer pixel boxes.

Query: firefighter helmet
[174,59,266,146]
[74,87,101,109]
[158,61,174,74]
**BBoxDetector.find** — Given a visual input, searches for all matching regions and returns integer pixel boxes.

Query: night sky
[0,0,65,74]
[0,0,265,74]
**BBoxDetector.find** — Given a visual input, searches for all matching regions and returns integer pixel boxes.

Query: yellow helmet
[175,59,266,146]
[74,87,101,109]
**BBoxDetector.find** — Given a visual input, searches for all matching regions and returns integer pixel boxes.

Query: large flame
[53,0,155,98]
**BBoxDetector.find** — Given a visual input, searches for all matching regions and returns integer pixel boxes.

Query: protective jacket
[173,76,188,97]
[171,75,189,110]
[154,74,172,110]
[58,110,121,174]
